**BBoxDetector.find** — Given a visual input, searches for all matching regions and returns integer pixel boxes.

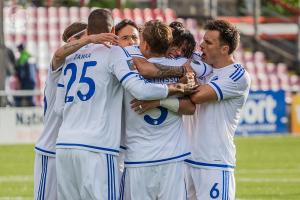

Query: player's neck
[212,55,234,69]
[148,52,165,59]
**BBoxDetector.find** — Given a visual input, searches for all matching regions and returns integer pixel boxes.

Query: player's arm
[191,70,251,104]
[52,33,118,71]
[190,84,218,104]
[133,57,184,78]
[53,74,66,116]
[125,45,185,78]
[111,47,197,100]
[131,97,196,115]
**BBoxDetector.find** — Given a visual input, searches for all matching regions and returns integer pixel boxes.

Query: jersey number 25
[64,61,97,103]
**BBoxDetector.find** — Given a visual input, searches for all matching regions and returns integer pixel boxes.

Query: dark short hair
[62,22,87,42]
[115,19,139,35]
[142,20,172,55]
[204,20,240,55]
[169,21,185,40]
[171,30,196,58]
[87,8,113,35]
[169,21,184,31]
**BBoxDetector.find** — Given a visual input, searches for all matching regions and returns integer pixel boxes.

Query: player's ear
[111,27,116,34]
[221,45,230,55]
[145,42,150,52]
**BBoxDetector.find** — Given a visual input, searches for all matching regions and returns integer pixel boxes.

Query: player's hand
[167,82,199,96]
[88,33,119,47]
[183,59,197,86]
[130,99,160,114]
[183,59,195,74]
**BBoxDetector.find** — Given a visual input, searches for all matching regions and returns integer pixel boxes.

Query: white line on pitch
[0,175,33,183]
[237,177,300,183]
[236,168,300,174]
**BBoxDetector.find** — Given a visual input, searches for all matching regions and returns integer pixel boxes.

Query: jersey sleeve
[208,70,250,101]
[47,59,64,83]
[53,73,65,116]
[190,58,212,79]
[125,45,146,59]
[108,46,168,100]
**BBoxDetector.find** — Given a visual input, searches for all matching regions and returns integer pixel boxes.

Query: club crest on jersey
[127,59,135,70]
[192,59,200,65]
[211,76,218,82]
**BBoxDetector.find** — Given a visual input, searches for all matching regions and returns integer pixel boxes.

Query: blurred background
[0,0,299,199]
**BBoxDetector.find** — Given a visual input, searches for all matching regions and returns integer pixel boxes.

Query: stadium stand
[3,6,300,105]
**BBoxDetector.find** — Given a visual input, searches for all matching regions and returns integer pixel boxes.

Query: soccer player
[114,19,141,179]
[115,19,140,48]
[34,22,118,200]
[119,20,195,200]
[184,20,251,200]
[54,9,195,200]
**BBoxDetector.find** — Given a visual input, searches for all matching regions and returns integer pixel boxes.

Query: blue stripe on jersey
[130,53,144,57]
[35,147,56,155]
[199,62,207,78]
[121,47,131,57]
[124,152,191,165]
[230,68,244,81]
[233,64,241,68]
[57,83,64,87]
[210,81,223,100]
[233,69,245,82]
[43,93,47,116]
[229,66,241,78]
[120,72,139,83]
[56,143,119,153]
[185,160,235,169]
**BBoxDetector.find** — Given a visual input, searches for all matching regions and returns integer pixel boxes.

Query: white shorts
[56,149,119,200]
[34,153,57,200]
[120,161,187,200]
[185,165,235,200]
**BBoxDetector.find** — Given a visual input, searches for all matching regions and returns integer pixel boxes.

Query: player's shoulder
[162,56,187,66]
[226,63,250,86]
[192,51,202,61]
[109,45,132,58]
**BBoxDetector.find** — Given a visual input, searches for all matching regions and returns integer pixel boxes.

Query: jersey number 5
[144,106,168,125]
[64,61,97,103]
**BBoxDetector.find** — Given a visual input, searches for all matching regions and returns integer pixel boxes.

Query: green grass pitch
[0,135,299,199]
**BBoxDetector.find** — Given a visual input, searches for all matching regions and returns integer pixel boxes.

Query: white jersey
[122,56,192,167]
[55,44,168,156]
[184,63,251,171]
[35,65,63,157]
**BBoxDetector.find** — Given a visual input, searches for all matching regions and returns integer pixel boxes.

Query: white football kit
[120,46,212,199]
[184,63,251,200]
[34,64,63,200]
[54,44,169,199]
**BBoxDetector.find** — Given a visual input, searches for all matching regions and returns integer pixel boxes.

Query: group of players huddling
[34,8,250,200]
